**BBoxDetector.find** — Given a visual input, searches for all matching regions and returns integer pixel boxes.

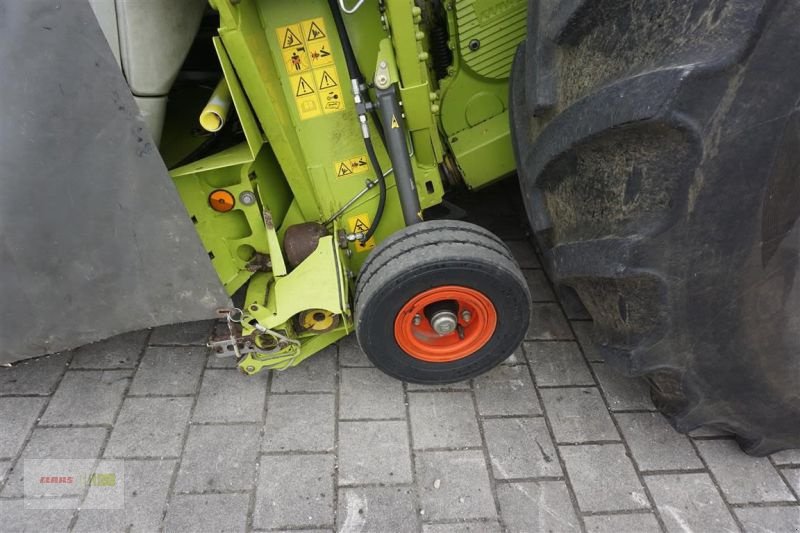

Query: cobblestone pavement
[1,235,799,532]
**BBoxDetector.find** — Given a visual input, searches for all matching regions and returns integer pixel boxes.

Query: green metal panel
[166,0,528,373]
[171,142,293,295]
[438,0,526,189]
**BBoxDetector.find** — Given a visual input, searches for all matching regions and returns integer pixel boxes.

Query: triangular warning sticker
[307,21,326,41]
[295,76,315,97]
[318,71,338,90]
[337,162,353,177]
[391,114,400,129]
[282,28,302,49]
[353,218,369,233]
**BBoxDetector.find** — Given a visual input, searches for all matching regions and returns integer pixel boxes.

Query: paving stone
[615,412,703,471]
[149,320,214,345]
[497,481,580,533]
[164,493,249,533]
[0,397,46,458]
[2,427,107,497]
[0,354,70,396]
[174,424,259,493]
[473,364,541,416]
[560,444,649,513]
[337,486,417,533]
[339,367,405,420]
[338,334,372,367]
[645,473,739,533]
[571,321,603,362]
[271,348,336,393]
[192,369,267,423]
[105,397,192,458]
[70,330,149,369]
[415,450,496,521]
[524,270,556,302]
[269,530,332,533]
[0,460,9,483]
[254,454,334,529]
[526,303,573,340]
[262,393,335,452]
[0,499,75,531]
[338,420,412,485]
[772,449,800,465]
[592,363,654,411]
[540,388,619,443]
[525,341,594,387]
[506,240,541,269]
[74,458,175,532]
[206,353,240,369]
[735,505,800,533]
[695,439,795,504]
[501,346,526,366]
[406,380,471,391]
[39,370,131,425]
[483,418,561,479]
[408,392,482,449]
[422,522,501,533]
[784,467,800,494]
[583,513,661,533]
[129,346,206,396]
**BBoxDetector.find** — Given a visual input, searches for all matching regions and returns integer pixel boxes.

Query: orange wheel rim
[394,285,497,362]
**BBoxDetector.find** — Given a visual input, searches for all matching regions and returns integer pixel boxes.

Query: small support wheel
[354,221,531,383]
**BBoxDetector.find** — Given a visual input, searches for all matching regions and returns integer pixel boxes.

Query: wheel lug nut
[413,314,422,326]
[461,310,472,322]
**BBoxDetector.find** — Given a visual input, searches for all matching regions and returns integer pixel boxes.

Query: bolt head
[468,39,480,51]
[461,310,472,322]
[239,191,256,205]
[413,314,422,326]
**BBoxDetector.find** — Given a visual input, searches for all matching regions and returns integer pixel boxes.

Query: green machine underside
[167,0,527,374]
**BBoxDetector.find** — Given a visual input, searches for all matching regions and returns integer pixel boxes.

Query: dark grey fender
[0,0,231,364]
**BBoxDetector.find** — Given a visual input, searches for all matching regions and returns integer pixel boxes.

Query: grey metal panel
[0,0,231,364]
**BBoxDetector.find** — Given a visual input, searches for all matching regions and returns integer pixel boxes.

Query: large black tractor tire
[510,0,800,455]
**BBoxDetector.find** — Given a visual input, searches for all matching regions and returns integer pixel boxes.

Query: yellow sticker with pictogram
[289,73,321,120]
[334,155,369,178]
[307,39,334,68]
[280,44,310,73]
[314,67,344,114]
[347,212,376,251]
[276,18,345,120]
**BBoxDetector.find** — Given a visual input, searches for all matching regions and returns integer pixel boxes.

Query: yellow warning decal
[391,114,400,129]
[315,67,344,114]
[304,19,327,41]
[281,45,310,73]
[347,212,376,251]
[334,154,369,178]
[276,17,345,120]
[289,73,321,120]
[307,39,334,68]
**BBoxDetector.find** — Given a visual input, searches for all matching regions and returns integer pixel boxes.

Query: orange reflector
[209,190,235,212]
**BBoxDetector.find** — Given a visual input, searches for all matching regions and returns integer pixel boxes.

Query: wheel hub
[430,310,458,335]
[394,285,497,363]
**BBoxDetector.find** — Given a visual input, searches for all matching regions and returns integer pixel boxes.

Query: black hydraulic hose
[327,0,385,244]
[363,137,386,243]
[327,0,362,83]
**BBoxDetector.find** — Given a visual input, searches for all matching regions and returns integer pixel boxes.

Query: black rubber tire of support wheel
[354,221,531,383]
[510,0,800,455]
